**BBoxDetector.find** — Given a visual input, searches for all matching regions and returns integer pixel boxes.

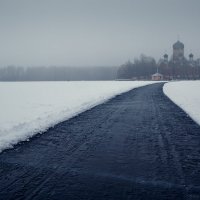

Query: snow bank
[0,81,155,152]
[163,81,200,126]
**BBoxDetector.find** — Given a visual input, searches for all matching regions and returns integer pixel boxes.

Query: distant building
[173,40,184,61]
[189,53,194,62]
[152,72,163,81]
[163,54,168,62]
[117,39,200,81]
[157,39,200,80]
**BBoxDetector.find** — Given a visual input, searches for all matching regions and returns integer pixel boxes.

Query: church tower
[163,54,168,62]
[189,53,194,62]
[172,40,184,60]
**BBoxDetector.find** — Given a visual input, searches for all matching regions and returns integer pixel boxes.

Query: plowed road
[1,83,200,200]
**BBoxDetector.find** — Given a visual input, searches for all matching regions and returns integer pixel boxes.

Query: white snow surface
[163,81,200,126]
[0,81,155,152]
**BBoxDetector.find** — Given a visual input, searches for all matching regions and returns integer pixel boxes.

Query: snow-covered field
[0,81,155,152]
[164,81,200,126]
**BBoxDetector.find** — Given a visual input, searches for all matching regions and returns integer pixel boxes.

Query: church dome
[189,53,194,57]
[164,54,168,58]
[173,40,184,49]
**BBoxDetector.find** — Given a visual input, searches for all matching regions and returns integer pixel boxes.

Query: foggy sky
[0,0,200,66]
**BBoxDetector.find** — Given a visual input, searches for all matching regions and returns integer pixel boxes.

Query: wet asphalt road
[0,83,200,200]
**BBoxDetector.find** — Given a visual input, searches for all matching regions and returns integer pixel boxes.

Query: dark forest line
[2,53,200,81]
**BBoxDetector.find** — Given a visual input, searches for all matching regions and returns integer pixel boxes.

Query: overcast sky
[0,0,200,66]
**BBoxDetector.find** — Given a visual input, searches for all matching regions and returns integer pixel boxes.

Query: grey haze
[0,0,200,66]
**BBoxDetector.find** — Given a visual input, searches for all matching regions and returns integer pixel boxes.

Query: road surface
[0,83,200,200]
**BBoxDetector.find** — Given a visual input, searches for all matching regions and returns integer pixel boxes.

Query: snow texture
[0,81,155,152]
[163,81,200,126]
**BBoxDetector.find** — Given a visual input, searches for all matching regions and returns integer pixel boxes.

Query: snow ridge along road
[0,81,155,152]
[0,83,200,199]
[164,81,200,126]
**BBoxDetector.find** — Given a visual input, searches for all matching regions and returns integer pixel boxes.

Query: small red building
[151,72,163,81]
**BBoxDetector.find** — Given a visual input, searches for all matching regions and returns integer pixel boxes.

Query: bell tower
[173,40,184,60]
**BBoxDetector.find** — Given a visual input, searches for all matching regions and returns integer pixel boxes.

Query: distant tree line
[117,54,156,80]
[117,54,200,80]
[0,66,118,81]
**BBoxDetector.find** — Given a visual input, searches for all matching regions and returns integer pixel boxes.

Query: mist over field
[0,0,200,68]
[0,66,118,81]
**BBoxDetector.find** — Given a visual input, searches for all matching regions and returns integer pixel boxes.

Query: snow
[163,81,200,126]
[0,81,155,152]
